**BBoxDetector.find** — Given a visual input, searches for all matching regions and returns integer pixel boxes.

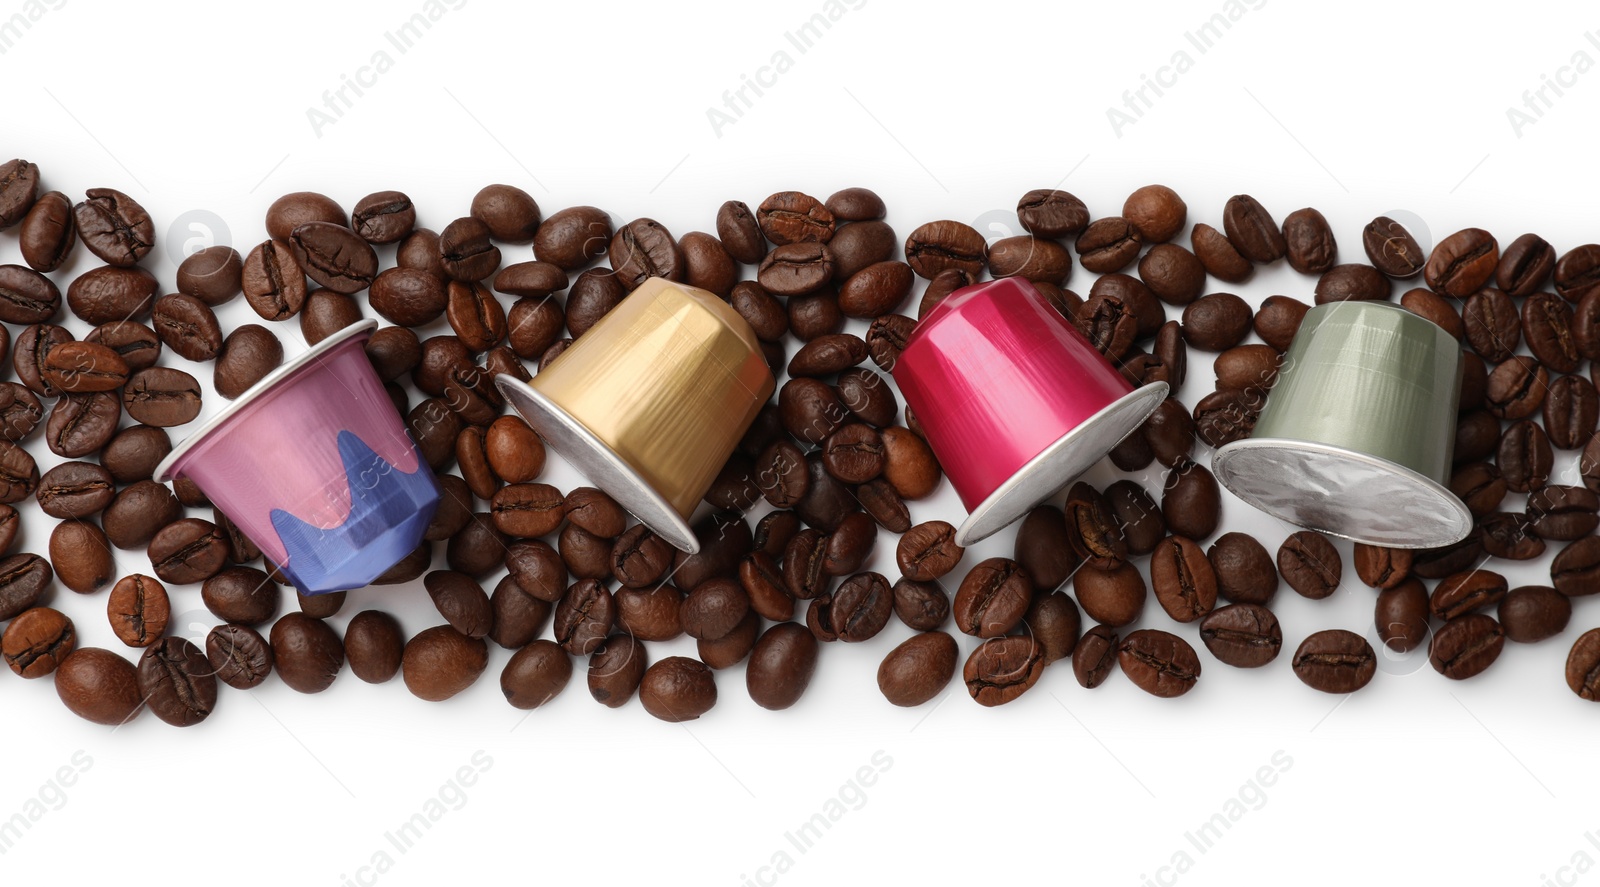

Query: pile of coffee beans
[1,157,1598,727]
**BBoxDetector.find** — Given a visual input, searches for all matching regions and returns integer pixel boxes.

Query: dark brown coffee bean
[241,240,307,321]
[327,610,400,685]
[885,579,945,633]
[1198,603,1281,668]
[447,512,508,579]
[1497,233,1555,296]
[796,456,857,534]
[121,367,201,428]
[494,262,569,302]
[197,566,276,627]
[1524,292,1581,372]
[1557,536,1600,595]
[1544,375,1598,449]
[265,192,345,242]
[269,611,345,694]
[0,554,53,620]
[1361,216,1425,278]
[1500,419,1552,492]
[1557,244,1600,304]
[677,577,748,642]
[756,242,834,298]
[36,461,114,519]
[608,524,672,589]
[904,220,986,280]
[484,576,549,649]
[1494,585,1569,643]
[1072,217,1140,273]
[1354,543,1412,590]
[1062,482,1124,569]
[1143,398,1195,468]
[580,634,646,708]
[1138,244,1206,306]
[1367,577,1429,653]
[146,293,222,363]
[0,160,39,229]
[1193,389,1261,448]
[1015,189,1088,238]
[104,574,170,650]
[1012,504,1077,591]
[987,237,1072,285]
[1430,569,1508,621]
[368,266,447,327]
[504,295,564,360]
[343,190,414,245]
[79,322,156,375]
[148,518,228,585]
[44,390,118,458]
[488,482,563,539]
[1315,263,1391,304]
[1485,356,1548,420]
[1162,460,1220,541]
[0,438,38,505]
[1454,410,1501,465]
[708,200,763,265]
[55,647,143,725]
[496,638,570,710]
[1427,228,1499,298]
[445,280,507,352]
[524,205,609,271]
[836,260,913,318]
[104,480,184,549]
[826,571,889,643]
[1529,485,1600,540]
[1450,462,1506,519]
[205,624,273,690]
[1073,561,1145,627]
[1568,629,1600,699]
[137,637,216,727]
[0,504,17,556]
[1462,289,1521,363]
[73,188,153,267]
[894,520,962,582]
[549,578,612,656]
[638,656,717,721]
[212,324,282,400]
[0,264,60,324]
[4,606,75,678]
[876,630,956,707]
[1254,295,1309,351]
[607,217,681,288]
[964,635,1045,706]
[916,268,974,319]
[1191,222,1252,283]
[466,183,540,244]
[783,529,830,602]
[1293,629,1376,693]
[50,519,113,594]
[1064,623,1115,689]
[1074,294,1138,359]
[1214,344,1281,393]
[866,314,915,372]
[558,522,613,582]
[1205,532,1277,605]
[1120,184,1185,243]
[0,379,43,440]
[789,333,865,379]
[752,191,833,246]
[1150,536,1218,622]
[1277,531,1341,599]
[293,289,361,345]
[1220,194,1284,263]
[420,569,491,639]
[1278,207,1336,274]
[1429,614,1504,680]
[439,216,503,282]
[1482,511,1545,560]
[1118,629,1201,698]
[951,558,1030,638]
[607,583,680,645]
[1400,288,1464,340]
[739,552,794,623]
[401,624,486,701]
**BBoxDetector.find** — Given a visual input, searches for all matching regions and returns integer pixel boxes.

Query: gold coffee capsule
[496,278,774,553]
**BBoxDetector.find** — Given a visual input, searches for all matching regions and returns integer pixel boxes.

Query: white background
[2,0,1599,884]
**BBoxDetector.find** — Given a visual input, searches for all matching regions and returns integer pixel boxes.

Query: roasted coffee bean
[1192,222,1253,283]
[123,367,201,428]
[639,656,717,721]
[50,520,113,594]
[559,522,614,582]
[82,321,158,374]
[830,571,892,643]
[439,216,503,282]
[298,289,364,344]
[951,558,1031,638]
[499,639,571,710]
[829,220,897,283]
[1143,398,1195,467]
[778,378,847,446]
[46,391,119,457]
[987,237,1072,285]
[1012,504,1077,590]
[487,576,552,649]
[0,554,53,620]
[878,630,957,707]
[1213,344,1281,394]
[1361,216,1425,278]
[608,218,681,287]
[1491,233,1554,297]
[757,242,835,298]
[1430,570,1508,621]
[396,227,447,281]
[1277,531,1341,599]
[789,333,866,378]
[530,205,612,271]
[74,188,154,267]
[1450,462,1506,519]
[964,635,1045,706]
[149,294,224,362]
[470,183,541,243]
[0,380,43,440]
[1314,263,1390,304]
[494,261,569,300]
[1074,294,1138,359]
[876,426,938,502]
[0,504,17,555]
[1220,194,1284,263]
[678,577,749,642]
[489,483,564,539]
[740,552,795,622]
[835,369,897,430]
[55,647,143,725]
[904,220,986,280]
[0,264,60,324]
[347,190,415,245]
[1015,188,1088,238]
[137,637,216,727]
[505,295,564,359]
[1544,374,1598,449]
[369,267,447,327]
[1138,244,1207,305]
[401,624,486,701]
[822,512,876,578]
[1454,410,1500,465]
[1073,561,1145,627]
[4,607,75,678]
[1193,388,1261,448]
[1280,207,1337,274]
[148,518,228,585]
[1496,585,1570,643]
[447,512,508,579]
[0,438,38,504]
[1150,536,1218,622]
[1293,630,1376,693]
[446,280,507,352]
[891,578,948,632]
[866,314,915,372]
[266,192,345,242]
[836,260,913,318]
[69,267,159,330]
[1369,577,1430,653]
[36,461,114,519]
[586,634,648,708]
[1203,532,1276,606]
[1584,434,1600,494]
[786,290,843,341]
[1122,184,1186,243]
[1254,295,1309,351]
[1415,530,1486,580]
[211,324,283,400]
[896,520,963,582]
[823,186,885,223]
[1062,482,1124,569]
[423,570,493,639]
[337,610,404,684]
[917,268,973,319]
[1069,624,1117,689]
[607,524,671,589]
[711,200,764,265]
[1197,603,1281,668]
[1427,228,1499,298]
[1162,460,1220,541]
[613,582,683,643]
[1500,419,1552,492]
[1529,485,1600,540]
[1118,629,1201,698]
[1485,356,1548,420]
[1018,592,1078,664]
[1556,244,1600,303]
[0,159,39,228]
[1401,288,1464,340]
[241,240,308,321]
[549,578,613,656]
[1096,483,1159,560]
[1429,614,1504,680]
[1568,629,1600,700]
[1462,288,1520,362]
[1481,511,1545,560]
[1354,543,1412,590]
[270,611,345,694]
[212,509,261,564]
[755,191,833,246]
[199,566,277,626]
[205,624,273,690]
[784,529,831,601]
[1523,292,1581,372]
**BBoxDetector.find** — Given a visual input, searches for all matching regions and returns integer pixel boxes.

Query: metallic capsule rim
[494,372,700,554]
[954,380,1168,546]
[1212,436,1474,549]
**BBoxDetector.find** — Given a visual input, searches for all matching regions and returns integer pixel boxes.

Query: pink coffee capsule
[893,277,1167,545]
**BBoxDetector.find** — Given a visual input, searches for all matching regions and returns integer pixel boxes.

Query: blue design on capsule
[269,431,440,595]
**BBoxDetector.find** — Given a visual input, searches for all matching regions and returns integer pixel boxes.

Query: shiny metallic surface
[496,278,774,553]
[894,277,1164,543]
[1213,301,1471,548]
